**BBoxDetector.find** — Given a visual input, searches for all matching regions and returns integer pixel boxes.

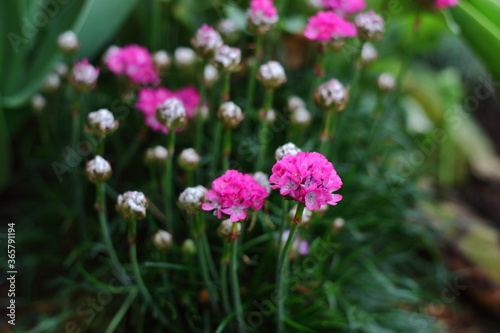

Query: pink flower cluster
[202,170,269,222]
[304,11,357,42]
[270,152,343,211]
[435,0,458,9]
[249,0,278,19]
[105,45,159,85]
[322,0,366,14]
[136,87,200,134]
[70,58,99,92]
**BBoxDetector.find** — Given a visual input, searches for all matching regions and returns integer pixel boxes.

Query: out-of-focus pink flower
[322,0,366,14]
[304,11,357,42]
[202,170,269,222]
[279,230,310,258]
[105,45,159,85]
[247,0,279,34]
[269,152,342,211]
[435,0,458,9]
[191,24,223,57]
[70,58,99,92]
[136,86,200,134]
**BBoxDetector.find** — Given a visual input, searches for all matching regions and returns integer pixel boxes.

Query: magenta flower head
[70,59,99,92]
[246,0,279,35]
[304,11,357,51]
[435,0,458,9]
[105,45,159,85]
[269,152,342,211]
[202,170,269,222]
[322,0,366,15]
[191,24,223,58]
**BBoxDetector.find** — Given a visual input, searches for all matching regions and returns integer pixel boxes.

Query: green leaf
[0,100,10,190]
[466,0,500,29]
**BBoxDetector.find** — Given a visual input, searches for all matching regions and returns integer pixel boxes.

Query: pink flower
[105,45,159,85]
[435,0,458,9]
[247,0,279,34]
[136,86,200,134]
[191,24,223,57]
[202,170,269,222]
[269,152,342,211]
[322,0,366,14]
[70,58,99,92]
[279,230,310,257]
[304,11,357,42]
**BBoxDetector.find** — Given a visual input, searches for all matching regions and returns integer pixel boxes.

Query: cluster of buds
[57,30,80,54]
[178,148,201,171]
[354,11,385,42]
[246,0,279,35]
[156,97,187,130]
[314,78,349,111]
[174,47,197,69]
[86,155,112,184]
[275,142,302,160]
[191,24,223,58]
[217,19,239,43]
[360,43,378,67]
[286,96,312,128]
[116,191,148,221]
[213,45,241,72]
[218,101,244,128]
[377,73,396,93]
[257,61,286,89]
[178,186,207,214]
[86,109,119,138]
[152,230,173,251]
[153,50,171,71]
[144,146,168,166]
[217,219,241,242]
[70,59,99,92]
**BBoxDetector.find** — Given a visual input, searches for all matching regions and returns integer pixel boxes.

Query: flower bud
[174,47,197,69]
[55,62,68,77]
[290,108,312,128]
[288,205,313,225]
[153,50,171,71]
[246,0,279,35]
[181,239,196,255]
[332,217,345,233]
[199,104,210,121]
[258,108,276,123]
[377,73,396,93]
[57,30,80,53]
[257,61,286,89]
[102,45,120,65]
[178,148,201,171]
[87,109,119,138]
[152,230,173,251]
[218,101,244,128]
[275,142,301,160]
[70,59,99,92]
[116,191,148,221]
[203,64,219,87]
[355,11,385,42]
[178,186,207,214]
[217,219,241,241]
[145,145,168,166]
[217,19,239,43]
[314,78,349,111]
[252,172,271,194]
[213,45,241,72]
[306,0,323,10]
[360,42,378,66]
[42,73,60,93]
[156,97,187,130]
[86,155,112,184]
[286,96,306,112]
[191,24,223,58]
[31,94,46,114]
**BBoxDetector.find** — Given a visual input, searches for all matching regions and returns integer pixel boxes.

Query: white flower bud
[252,172,271,194]
[203,64,219,87]
[218,101,244,128]
[87,109,119,138]
[42,73,60,92]
[377,73,396,93]
[153,50,171,71]
[361,42,378,66]
[314,79,349,111]
[181,239,196,255]
[178,186,207,214]
[102,45,120,64]
[289,205,313,225]
[145,146,168,166]
[191,24,223,58]
[174,47,197,69]
[354,10,385,42]
[57,30,80,53]
[70,59,99,92]
[55,62,68,77]
[290,108,312,128]
[156,97,187,129]
[217,219,241,241]
[217,19,239,43]
[332,217,345,233]
[213,45,241,72]
[116,191,148,221]
[286,96,306,112]
[257,61,286,89]
[31,94,46,114]
[307,0,324,10]
[86,155,112,184]
[178,148,201,171]
[275,142,301,160]
[258,108,276,123]
[152,230,173,251]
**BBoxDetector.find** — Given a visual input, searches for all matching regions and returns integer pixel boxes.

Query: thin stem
[222,126,231,171]
[210,122,223,176]
[105,289,138,333]
[256,89,274,171]
[277,200,289,252]
[165,130,176,233]
[318,109,335,156]
[151,0,162,50]
[230,222,245,330]
[187,169,194,187]
[71,91,81,149]
[277,203,304,333]
[246,35,264,118]
[220,242,231,315]
[195,61,208,167]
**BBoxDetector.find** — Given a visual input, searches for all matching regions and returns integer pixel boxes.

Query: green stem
[230,223,245,330]
[318,109,335,156]
[97,183,129,283]
[165,130,176,233]
[222,127,231,171]
[96,138,104,155]
[105,289,138,333]
[277,203,304,333]
[277,200,289,252]
[256,89,274,171]
[246,35,264,118]
[195,61,208,165]
[151,0,162,50]
[221,72,231,103]
[210,122,223,176]
[71,91,81,150]
[187,169,194,187]
[220,243,231,315]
